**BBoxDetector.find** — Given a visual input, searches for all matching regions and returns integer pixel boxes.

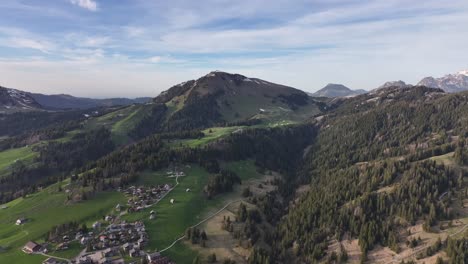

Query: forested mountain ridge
[0,86,152,112]
[30,93,151,109]
[269,86,468,263]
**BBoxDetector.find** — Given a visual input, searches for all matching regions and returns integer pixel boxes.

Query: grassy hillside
[0,146,37,178]
[0,180,126,263]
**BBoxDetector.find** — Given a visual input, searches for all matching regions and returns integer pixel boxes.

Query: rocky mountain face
[417,70,468,93]
[310,83,366,98]
[0,86,42,112]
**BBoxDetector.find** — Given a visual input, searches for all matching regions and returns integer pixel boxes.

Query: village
[17,170,187,264]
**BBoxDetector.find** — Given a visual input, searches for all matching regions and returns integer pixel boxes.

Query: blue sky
[0,0,467,97]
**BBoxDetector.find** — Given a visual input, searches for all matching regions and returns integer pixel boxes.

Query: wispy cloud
[0,0,467,97]
[70,0,98,12]
[8,37,52,53]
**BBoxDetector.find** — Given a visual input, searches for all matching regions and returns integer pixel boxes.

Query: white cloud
[8,37,53,53]
[70,0,98,12]
[147,55,186,64]
[123,26,146,37]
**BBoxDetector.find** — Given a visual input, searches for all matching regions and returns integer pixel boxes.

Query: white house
[170,199,175,204]
[16,217,27,225]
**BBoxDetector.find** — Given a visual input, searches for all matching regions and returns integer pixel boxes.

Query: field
[0,180,126,263]
[169,126,243,148]
[84,104,151,145]
[0,146,37,178]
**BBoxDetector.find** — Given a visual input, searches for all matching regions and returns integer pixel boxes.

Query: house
[147,252,172,263]
[22,241,41,254]
[115,204,121,211]
[129,248,140,257]
[42,257,62,264]
[170,199,175,204]
[147,252,161,261]
[77,256,93,264]
[92,221,101,229]
[186,188,190,192]
[149,214,156,220]
[80,237,90,245]
[137,238,146,249]
[16,217,27,225]
[122,242,133,252]
[56,242,69,250]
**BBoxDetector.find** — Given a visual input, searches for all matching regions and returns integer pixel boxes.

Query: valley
[0,72,467,264]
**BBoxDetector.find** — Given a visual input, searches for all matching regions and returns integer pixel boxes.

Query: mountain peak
[311,83,366,98]
[457,69,468,76]
[377,80,411,90]
[417,70,468,93]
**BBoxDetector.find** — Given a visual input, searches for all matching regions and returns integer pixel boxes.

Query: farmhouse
[16,217,27,225]
[170,199,175,204]
[22,241,41,254]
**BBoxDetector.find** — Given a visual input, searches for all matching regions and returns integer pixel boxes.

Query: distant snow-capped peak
[457,70,468,76]
[417,69,468,93]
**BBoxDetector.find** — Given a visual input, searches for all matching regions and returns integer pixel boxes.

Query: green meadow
[169,126,243,148]
[0,180,126,263]
[0,146,37,178]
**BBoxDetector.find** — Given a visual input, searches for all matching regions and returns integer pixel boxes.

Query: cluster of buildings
[84,221,148,252]
[121,184,172,213]
[19,175,183,263]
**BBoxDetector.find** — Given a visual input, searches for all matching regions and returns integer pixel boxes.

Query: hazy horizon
[1,0,468,98]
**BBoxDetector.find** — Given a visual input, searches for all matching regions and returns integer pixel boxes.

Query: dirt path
[159,199,243,253]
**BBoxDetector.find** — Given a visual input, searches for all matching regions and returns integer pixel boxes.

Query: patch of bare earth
[187,202,250,263]
[367,246,395,263]
[186,174,279,263]
[325,235,362,263]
